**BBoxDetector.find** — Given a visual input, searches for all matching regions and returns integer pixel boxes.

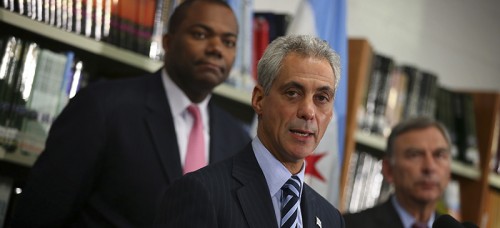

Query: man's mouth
[290,129,314,137]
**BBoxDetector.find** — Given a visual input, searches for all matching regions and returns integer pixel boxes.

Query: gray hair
[256,35,341,95]
[386,116,452,158]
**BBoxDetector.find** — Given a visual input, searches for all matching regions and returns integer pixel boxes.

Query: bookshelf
[341,38,500,227]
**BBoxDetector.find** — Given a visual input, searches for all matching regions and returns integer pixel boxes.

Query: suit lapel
[233,145,278,228]
[375,199,405,228]
[145,71,183,183]
[301,185,318,228]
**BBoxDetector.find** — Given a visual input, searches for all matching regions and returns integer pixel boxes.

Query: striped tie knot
[280,176,301,228]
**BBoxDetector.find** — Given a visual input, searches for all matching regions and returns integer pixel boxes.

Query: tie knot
[282,176,301,198]
[280,176,301,228]
[187,105,201,119]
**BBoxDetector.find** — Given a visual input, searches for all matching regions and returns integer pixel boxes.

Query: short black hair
[167,0,234,34]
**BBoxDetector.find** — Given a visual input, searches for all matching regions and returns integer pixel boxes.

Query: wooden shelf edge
[0,147,36,167]
[0,9,163,73]
[354,131,387,151]
[451,161,481,180]
[214,83,252,105]
[489,173,500,189]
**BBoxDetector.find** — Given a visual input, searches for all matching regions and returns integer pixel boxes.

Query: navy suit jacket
[11,71,250,227]
[343,197,441,228]
[155,143,345,228]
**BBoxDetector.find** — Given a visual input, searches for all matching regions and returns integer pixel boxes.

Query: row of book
[358,54,439,137]
[435,88,479,167]
[357,53,480,167]
[343,149,391,214]
[344,150,462,219]
[0,35,88,156]
[0,0,177,59]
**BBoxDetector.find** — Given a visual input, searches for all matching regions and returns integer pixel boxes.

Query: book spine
[0,36,24,151]
[93,0,103,40]
[371,55,393,135]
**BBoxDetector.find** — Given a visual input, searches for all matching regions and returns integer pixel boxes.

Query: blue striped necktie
[280,175,301,228]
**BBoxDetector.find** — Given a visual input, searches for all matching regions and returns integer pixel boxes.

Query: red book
[252,16,269,82]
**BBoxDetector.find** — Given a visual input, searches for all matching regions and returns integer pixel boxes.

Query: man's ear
[252,85,265,115]
[381,158,394,184]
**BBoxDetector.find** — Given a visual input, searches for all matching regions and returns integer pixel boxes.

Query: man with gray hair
[154,34,345,227]
[344,117,452,228]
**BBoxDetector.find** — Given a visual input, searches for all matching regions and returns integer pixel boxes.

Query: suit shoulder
[303,185,340,214]
[209,103,251,140]
[343,203,390,227]
[185,156,234,184]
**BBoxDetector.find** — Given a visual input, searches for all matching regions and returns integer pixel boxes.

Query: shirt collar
[252,137,305,198]
[391,195,435,228]
[162,69,211,117]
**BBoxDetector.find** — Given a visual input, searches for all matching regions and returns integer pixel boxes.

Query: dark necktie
[280,176,301,228]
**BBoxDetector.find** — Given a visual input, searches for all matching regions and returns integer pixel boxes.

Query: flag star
[305,153,326,182]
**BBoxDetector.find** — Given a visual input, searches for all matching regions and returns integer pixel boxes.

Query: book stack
[0,35,88,156]
[0,0,176,59]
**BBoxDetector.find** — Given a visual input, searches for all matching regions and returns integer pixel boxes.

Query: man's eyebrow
[317,86,335,95]
[280,81,304,91]
[190,24,238,37]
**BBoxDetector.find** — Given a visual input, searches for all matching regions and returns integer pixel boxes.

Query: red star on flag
[305,152,326,182]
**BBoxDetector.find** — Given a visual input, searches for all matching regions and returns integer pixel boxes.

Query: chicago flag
[287,0,348,207]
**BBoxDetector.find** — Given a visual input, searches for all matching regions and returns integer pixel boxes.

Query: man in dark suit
[154,34,345,228]
[343,117,452,228]
[11,0,250,227]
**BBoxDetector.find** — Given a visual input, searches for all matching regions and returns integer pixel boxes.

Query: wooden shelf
[0,8,163,73]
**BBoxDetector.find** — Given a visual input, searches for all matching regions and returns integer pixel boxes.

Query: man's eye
[192,32,206,39]
[406,151,420,158]
[223,39,236,48]
[285,90,299,97]
[316,95,330,103]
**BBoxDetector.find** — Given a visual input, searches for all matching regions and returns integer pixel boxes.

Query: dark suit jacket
[155,143,345,228]
[343,197,440,228]
[343,199,404,228]
[11,71,250,227]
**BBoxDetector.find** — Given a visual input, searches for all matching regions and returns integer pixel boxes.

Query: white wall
[254,0,500,92]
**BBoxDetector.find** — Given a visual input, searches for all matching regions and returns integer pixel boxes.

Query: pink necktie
[183,105,206,174]
[412,222,428,228]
